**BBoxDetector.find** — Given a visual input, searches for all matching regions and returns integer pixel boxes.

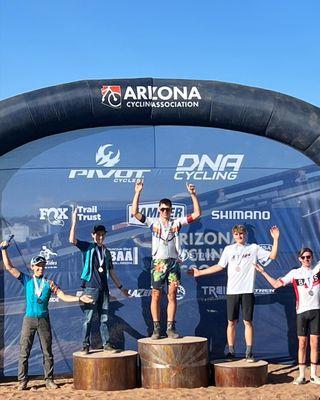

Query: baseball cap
[92,225,107,234]
[30,255,47,265]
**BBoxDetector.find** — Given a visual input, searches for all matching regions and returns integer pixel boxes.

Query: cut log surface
[212,359,268,387]
[73,349,138,391]
[138,336,209,389]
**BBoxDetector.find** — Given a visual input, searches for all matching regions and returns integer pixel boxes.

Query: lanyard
[96,246,105,267]
[33,276,45,298]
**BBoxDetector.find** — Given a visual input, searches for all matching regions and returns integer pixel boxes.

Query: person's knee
[310,335,319,346]
[243,320,253,327]
[298,336,308,349]
[228,320,237,328]
[152,289,161,300]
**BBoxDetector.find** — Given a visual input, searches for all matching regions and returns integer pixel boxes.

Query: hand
[186,182,196,195]
[80,294,94,303]
[121,288,130,297]
[270,226,279,240]
[72,207,78,223]
[188,267,201,277]
[254,263,265,273]
[135,179,144,193]
[0,241,9,250]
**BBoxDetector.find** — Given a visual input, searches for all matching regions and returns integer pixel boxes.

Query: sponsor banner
[101,84,202,109]
[69,143,151,182]
[39,245,58,269]
[109,247,139,265]
[128,285,186,301]
[127,202,187,226]
[39,205,101,225]
[212,210,271,220]
[174,153,244,181]
[200,286,275,298]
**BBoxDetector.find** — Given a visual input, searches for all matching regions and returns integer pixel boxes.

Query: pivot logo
[127,202,186,226]
[96,144,120,167]
[39,208,68,227]
[101,85,121,108]
[174,154,244,181]
[69,143,151,183]
[100,84,202,109]
[259,244,273,266]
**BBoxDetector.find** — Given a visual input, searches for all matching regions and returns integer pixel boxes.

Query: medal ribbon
[96,246,105,267]
[33,276,45,298]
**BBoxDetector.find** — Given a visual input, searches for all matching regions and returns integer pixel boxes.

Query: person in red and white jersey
[256,247,320,385]
[191,224,279,362]
[132,180,201,340]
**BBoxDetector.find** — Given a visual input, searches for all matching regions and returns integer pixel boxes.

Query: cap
[92,225,107,234]
[30,255,47,265]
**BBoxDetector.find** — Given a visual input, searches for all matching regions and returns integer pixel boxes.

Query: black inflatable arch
[1,78,320,164]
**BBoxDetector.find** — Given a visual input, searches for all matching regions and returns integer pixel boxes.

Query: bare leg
[151,288,161,321]
[167,283,178,322]
[227,320,237,347]
[310,335,319,379]
[243,320,253,346]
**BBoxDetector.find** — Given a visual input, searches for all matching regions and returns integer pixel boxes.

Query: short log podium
[73,349,138,391]
[138,336,208,389]
[212,359,268,387]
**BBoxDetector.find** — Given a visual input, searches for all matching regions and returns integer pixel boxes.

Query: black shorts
[227,293,255,321]
[296,309,320,337]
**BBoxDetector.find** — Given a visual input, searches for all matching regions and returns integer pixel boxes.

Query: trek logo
[174,154,244,181]
[39,208,68,227]
[69,144,150,183]
[96,144,120,167]
[127,202,186,226]
[100,84,201,109]
[101,85,121,108]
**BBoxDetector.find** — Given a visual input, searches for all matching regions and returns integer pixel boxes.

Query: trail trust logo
[100,84,202,109]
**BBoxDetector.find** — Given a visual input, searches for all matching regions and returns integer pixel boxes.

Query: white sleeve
[145,217,155,228]
[279,269,295,286]
[256,244,271,265]
[218,247,229,269]
[174,216,189,227]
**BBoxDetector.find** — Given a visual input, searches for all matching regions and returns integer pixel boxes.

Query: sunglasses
[300,255,312,260]
[160,208,171,212]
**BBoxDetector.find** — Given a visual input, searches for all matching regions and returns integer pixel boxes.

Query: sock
[299,364,306,379]
[153,321,160,330]
[228,345,235,354]
[311,363,317,378]
[246,345,253,356]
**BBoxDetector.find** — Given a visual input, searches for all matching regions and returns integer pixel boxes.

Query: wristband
[118,284,123,290]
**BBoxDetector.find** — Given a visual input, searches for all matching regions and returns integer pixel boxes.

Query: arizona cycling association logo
[101,85,122,108]
[96,144,120,167]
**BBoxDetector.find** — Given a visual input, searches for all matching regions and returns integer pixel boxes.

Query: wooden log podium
[211,359,268,387]
[138,336,209,389]
[73,350,138,391]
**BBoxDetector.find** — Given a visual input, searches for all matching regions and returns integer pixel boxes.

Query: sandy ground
[0,364,319,400]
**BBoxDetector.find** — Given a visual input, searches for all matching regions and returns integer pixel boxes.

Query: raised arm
[190,264,224,277]
[255,263,283,289]
[186,183,201,220]
[1,242,21,278]
[69,207,78,245]
[132,180,145,222]
[56,289,93,303]
[268,226,280,260]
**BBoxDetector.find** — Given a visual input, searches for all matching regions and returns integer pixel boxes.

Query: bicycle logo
[101,85,122,108]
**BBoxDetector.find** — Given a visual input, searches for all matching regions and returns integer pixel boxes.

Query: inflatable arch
[1,78,320,163]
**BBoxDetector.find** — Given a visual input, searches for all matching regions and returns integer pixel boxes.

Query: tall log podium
[73,350,138,391]
[138,336,209,389]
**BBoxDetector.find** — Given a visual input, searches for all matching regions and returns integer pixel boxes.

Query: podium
[211,359,268,387]
[138,336,208,389]
[73,349,138,391]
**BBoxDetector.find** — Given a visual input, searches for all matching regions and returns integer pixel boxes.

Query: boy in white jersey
[256,247,320,385]
[132,180,201,339]
[191,224,279,361]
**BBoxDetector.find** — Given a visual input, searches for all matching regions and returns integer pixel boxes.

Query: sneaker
[245,353,255,363]
[226,352,235,361]
[310,376,320,385]
[103,343,118,353]
[166,321,180,339]
[150,327,161,340]
[17,381,28,391]
[81,345,89,354]
[293,376,306,385]
[45,379,58,389]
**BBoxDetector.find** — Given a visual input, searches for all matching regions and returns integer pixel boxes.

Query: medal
[37,298,43,304]
[309,290,314,296]
[236,266,241,272]
[98,267,104,273]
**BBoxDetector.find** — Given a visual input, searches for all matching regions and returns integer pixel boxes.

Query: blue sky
[0,1,319,105]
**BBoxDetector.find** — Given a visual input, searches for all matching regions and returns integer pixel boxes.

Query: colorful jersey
[219,243,271,294]
[279,264,320,314]
[143,216,192,259]
[18,273,59,318]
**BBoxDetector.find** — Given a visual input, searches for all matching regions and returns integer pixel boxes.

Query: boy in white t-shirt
[132,180,201,339]
[191,224,279,361]
[256,247,320,385]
